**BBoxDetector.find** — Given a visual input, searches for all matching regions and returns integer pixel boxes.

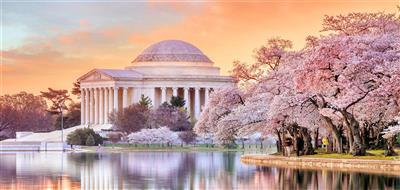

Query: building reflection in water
[0,152,399,190]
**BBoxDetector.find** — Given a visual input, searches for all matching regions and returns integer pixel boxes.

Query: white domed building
[78,40,235,125]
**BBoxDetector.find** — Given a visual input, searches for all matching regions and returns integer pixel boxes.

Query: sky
[1,1,399,97]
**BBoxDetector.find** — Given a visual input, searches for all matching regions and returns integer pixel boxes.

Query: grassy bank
[241,152,400,175]
[302,149,400,160]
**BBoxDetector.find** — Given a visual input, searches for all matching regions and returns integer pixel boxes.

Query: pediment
[78,68,143,82]
[82,72,112,81]
[78,70,114,82]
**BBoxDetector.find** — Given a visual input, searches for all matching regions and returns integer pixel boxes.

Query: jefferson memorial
[78,40,235,125]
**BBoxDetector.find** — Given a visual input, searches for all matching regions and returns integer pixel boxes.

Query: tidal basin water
[0,151,399,190]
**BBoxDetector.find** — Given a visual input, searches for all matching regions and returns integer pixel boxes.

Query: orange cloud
[100,26,123,39]
[58,30,91,45]
[79,19,89,27]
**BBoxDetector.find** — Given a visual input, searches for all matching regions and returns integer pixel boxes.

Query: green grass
[81,143,275,153]
[302,149,400,160]
[85,143,238,152]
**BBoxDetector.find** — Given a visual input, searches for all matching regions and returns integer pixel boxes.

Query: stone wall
[241,155,400,176]
[0,141,64,151]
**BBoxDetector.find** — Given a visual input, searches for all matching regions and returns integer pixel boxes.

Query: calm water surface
[0,151,399,190]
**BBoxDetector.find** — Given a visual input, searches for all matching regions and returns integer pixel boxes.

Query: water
[0,151,399,190]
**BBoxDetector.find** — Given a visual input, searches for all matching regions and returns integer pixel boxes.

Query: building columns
[113,87,119,112]
[90,88,94,124]
[85,88,90,125]
[99,88,104,124]
[184,87,190,111]
[122,87,128,108]
[94,88,99,124]
[108,88,113,116]
[131,87,135,105]
[161,87,167,103]
[104,88,109,124]
[172,87,178,97]
[150,87,156,105]
[194,87,201,119]
[205,88,210,105]
[81,89,85,125]
[81,86,214,124]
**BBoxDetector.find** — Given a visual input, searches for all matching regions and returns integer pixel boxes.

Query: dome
[132,40,213,63]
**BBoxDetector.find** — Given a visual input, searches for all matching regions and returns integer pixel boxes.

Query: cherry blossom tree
[194,87,245,146]
[149,104,190,131]
[195,11,400,156]
[382,116,400,156]
[383,118,400,140]
[227,55,325,154]
[321,12,400,35]
[294,12,400,155]
[128,127,180,145]
[230,37,292,86]
[179,130,197,146]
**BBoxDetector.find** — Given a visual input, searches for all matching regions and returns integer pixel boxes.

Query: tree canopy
[0,92,53,138]
[40,88,71,115]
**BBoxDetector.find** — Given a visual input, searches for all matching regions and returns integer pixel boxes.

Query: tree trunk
[327,135,333,153]
[313,128,319,149]
[340,111,366,156]
[332,135,337,152]
[348,120,366,156]
[336,135,343,154]
[288,130,299,156]
[347,129,354,154]
[360,126,369,150]
[371,128,382,149]
[275,129,283,154]
[384,137,397,156]
[301,128,314,155]
[323,116,343,153]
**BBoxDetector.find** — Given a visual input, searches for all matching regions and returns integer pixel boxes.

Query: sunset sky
[2,1,399,97]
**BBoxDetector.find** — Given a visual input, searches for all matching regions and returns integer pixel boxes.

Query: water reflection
[0,152,399,190]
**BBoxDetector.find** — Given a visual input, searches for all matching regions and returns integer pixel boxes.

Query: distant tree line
[0,82,82,140]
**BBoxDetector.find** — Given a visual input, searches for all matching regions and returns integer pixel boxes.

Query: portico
[78,40,235,125]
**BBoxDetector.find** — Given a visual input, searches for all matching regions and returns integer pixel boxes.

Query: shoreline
[241,154,400,176]
[78,146,251,153]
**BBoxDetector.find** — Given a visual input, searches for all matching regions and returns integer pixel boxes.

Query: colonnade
[80,86,212,125]
[80,87,116,125]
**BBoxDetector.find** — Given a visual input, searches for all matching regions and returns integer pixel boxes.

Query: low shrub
[67,128,103,146]
[86,134,96,146]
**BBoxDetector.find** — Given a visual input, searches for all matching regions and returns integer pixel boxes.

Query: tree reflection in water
[0,152,399,190]
[257,166,400,190]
